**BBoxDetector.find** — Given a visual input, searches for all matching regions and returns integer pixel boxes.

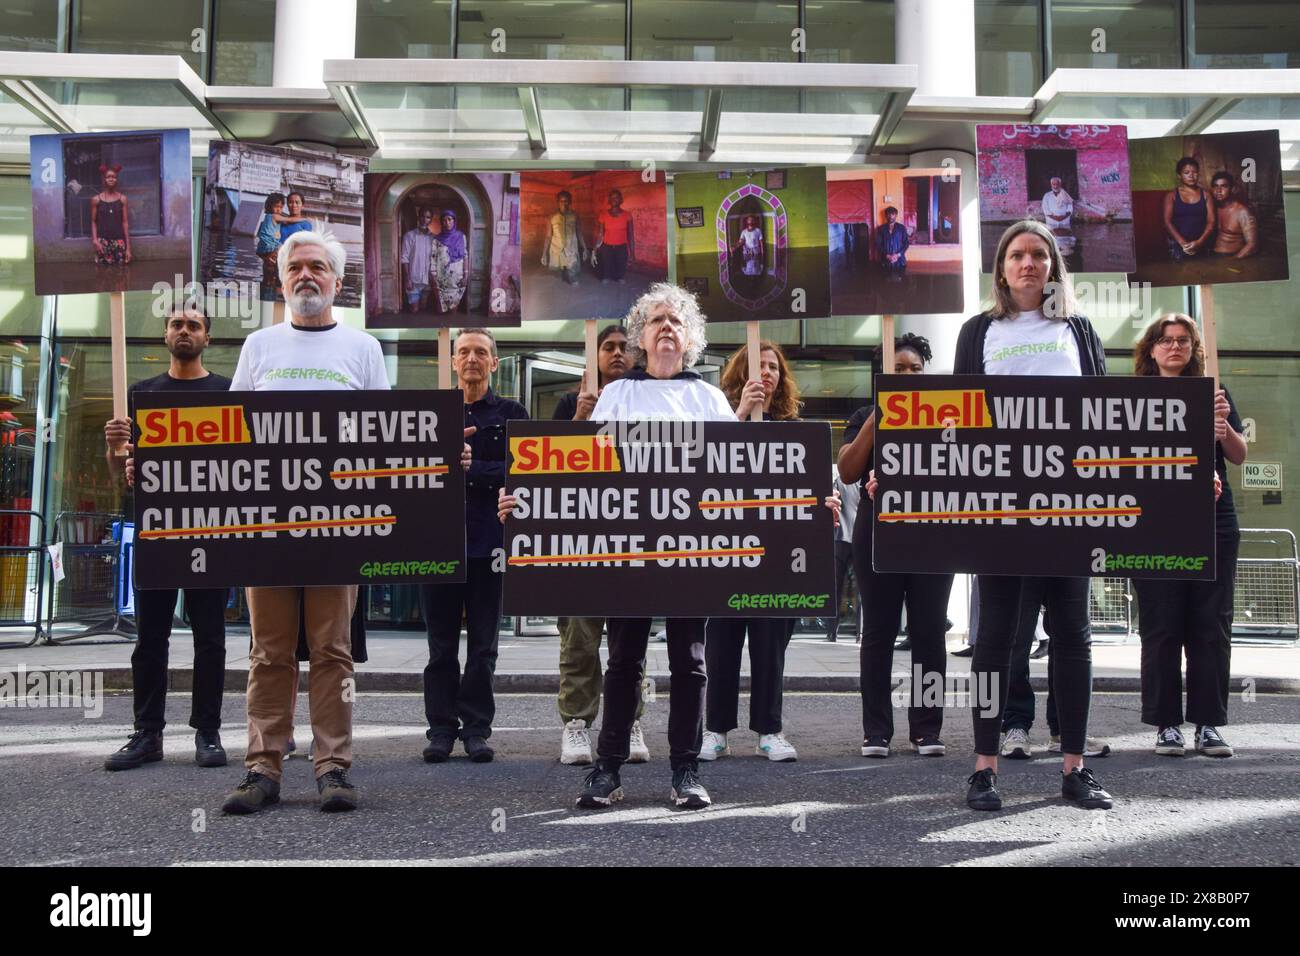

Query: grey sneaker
[1049,735,1111,757]
[221,770,281,815]
[316,769,358,812]
[1000,728,1032,759]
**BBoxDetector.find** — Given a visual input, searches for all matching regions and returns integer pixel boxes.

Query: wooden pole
[584,319,598,397]
[745,319,762,421]
[438,327,452,389]
[109,292,128,456]
[881,314,895,379]
[272,300,285,325]
[1200,286,1219,390]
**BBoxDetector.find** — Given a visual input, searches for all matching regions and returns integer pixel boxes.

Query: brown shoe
[317,769,358,812]
[221,771,280,814]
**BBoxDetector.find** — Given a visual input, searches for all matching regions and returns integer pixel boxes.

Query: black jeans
[601,242,629,281]
[1134,529,1239,728]
[704,617,793,735]
[972,576,1093,756]
[420,557,502,740]
[1002,584,1059,736]
[131,586,228,732]
[599,617,706,771]
[828,539,854,639]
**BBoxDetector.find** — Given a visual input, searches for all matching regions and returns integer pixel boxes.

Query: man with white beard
[221,230,389,815]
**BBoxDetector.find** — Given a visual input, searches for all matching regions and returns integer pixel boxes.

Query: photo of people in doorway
[364,172,522,328]
[1128,129,1289,287]
[520,170,668,321]
[29,129,192,296]
[673,167,830,323]
[977,124,1135,274]
[200,141,367,306]
[828,168,964,316]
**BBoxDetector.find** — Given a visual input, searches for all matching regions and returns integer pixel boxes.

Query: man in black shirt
[102,306,231,771]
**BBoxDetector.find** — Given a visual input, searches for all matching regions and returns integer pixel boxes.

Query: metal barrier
[1233,528,1299,644]
[0,509,47,648]
[1088,577,1132,636]
[46,511,136,644]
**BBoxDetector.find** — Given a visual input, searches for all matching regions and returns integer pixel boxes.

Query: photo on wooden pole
[977,124,1136,274]
[29,129,192,296]
[520,170,668,321]
[1127,129,1290,288]
[673,166,830,323]
[200,141,367,308]
[364,172,522,329]
[828,168,964,316]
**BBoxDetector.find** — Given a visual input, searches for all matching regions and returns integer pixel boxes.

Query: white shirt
[400,228,434,285]
[982,309,1081,377]
[591,374,735,422]
[1042,189,1074,222]
[230,320,391,391]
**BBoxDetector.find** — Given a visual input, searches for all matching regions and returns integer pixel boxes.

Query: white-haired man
[221,229,388,815]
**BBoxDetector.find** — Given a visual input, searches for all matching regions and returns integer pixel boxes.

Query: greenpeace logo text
[727,592,828,610]
[50,886,151,936]
[1105,553,1208,572]
[360,559,461,578]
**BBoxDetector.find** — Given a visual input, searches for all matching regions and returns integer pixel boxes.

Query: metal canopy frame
[322,58,919,166]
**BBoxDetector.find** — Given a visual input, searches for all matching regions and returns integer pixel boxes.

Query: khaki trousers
[245,585,357,782]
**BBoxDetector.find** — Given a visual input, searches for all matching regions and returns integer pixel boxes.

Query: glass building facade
[1,1,1298,637]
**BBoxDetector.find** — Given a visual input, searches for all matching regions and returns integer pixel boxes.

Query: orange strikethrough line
[329,465,450,479]
[139,515,397,539]
[879,507,1142,522]
[508,546,765,566]
[698,497,819,510]
[1072,456,1198,468]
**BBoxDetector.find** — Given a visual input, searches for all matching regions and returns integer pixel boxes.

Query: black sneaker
[221,770,280,815]
[966,768,1002,811]
[104,730,163,771]
[861,735,890,758]
[463,735,495,763]
[1195,725,1234,758]
[576,762,624,809]
[1030,639,1050,660]
[422,733,455,763]
[951,645,974,658]
[1155,725,1185,756]
[670,764,712,809]
[912,735,946,756]
[194,730,227,768]
[894,636,912,651]
[1062,767,1113,809]
[317,769,358,812]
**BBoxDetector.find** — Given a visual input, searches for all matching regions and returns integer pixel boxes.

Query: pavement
[3,624,1298,693]
[1,690,1297,867]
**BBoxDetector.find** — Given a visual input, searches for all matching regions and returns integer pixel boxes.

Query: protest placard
[502,420,835,616]
[871,374,1216,579]
[132,390,465,587]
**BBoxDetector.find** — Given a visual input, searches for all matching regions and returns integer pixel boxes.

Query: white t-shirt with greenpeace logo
[230,320,390,391]
[982,309,1081,376]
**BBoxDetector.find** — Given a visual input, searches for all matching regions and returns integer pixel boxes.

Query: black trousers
[601,242,629,280]
[1002,586,1059,735]
[420,557,502,740]
[131,586,228,733]
[599,617,706,771]
[828,539,854,639]
[704,617,794,735]
[1134,530,1239,728]
[972,576,1093,756]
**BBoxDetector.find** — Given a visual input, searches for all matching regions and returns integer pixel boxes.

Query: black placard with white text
[132,390,465,587]
[871,375,1216,579]
[503,420,836,616]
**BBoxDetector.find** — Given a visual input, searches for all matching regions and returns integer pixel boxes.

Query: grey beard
[289,286,331,317]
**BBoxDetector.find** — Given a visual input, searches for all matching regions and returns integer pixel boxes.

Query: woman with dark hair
[91,163,131,265]
[948,219,1113,811]
[278,191,313,243]
[701,341,803,762]
[1164,158,1217,260]
[1131,314,1244,758]
[840,333,954,759]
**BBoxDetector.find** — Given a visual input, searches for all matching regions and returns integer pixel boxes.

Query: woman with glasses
[1132,315,1245,758]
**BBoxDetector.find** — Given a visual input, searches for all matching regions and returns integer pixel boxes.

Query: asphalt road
[2,691,1298,867]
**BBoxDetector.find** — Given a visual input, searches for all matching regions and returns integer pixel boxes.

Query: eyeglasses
[1156,337,1193,350]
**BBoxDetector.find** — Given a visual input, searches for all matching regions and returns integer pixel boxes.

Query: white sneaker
[756,732,797,762]
[699,730,729,761]
[628,720,650,763]
[1000,728,1032,759]
[560,718,592,765]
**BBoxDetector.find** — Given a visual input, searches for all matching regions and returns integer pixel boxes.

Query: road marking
[176,848,577,867]
[542,800,857,826]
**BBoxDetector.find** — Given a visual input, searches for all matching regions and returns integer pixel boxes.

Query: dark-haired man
[1210,172,1259,259]
[103,306,231,772]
